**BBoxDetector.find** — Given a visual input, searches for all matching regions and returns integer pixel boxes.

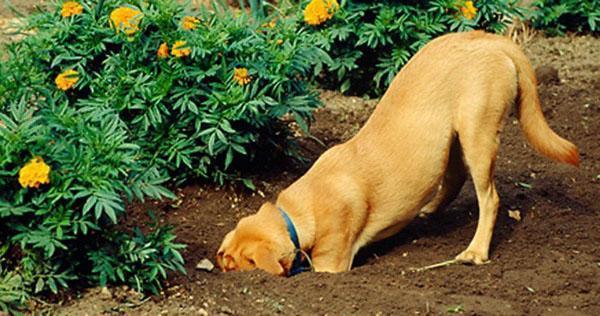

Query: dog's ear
[216,250,226,271]
[217,230,235,271]
[253,247,285,276]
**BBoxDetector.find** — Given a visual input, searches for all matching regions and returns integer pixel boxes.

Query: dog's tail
[504,43,579,167]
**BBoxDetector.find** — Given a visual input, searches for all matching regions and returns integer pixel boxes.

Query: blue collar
[277,207,311,276]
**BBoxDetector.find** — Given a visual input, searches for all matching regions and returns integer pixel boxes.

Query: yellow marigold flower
[261,20,276,29]
[61,1,83,18]
[110,6,143,35]
[461,1,477,20]
[182,16,200,30]
[276,39,283,45]
[157,42,169,58]
[172,41,191,58]
[55,69,79,91]
[303,0,339,26]
[233,67,251,86]
[18,157,51,189]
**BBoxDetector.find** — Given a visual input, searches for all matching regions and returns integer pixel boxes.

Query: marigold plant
[171,40,191,57]
[18,157,50,188]
[233,67,252,85]
[302,0,525,95]
[1,1,326,311]
[157,42,169,58]
[262,19,277,29]
[109,6,143,35]
[54,69,79,91]
[61,1,83,18]
[304,0,339,25]
[181,16,200,30]
[461,1,478,20]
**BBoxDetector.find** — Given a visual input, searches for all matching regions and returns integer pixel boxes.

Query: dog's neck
[275,192,316,253]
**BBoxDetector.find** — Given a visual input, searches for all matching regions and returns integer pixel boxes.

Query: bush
[296,0,526,96]
[1,0,327,311]
[2,0,327,185]
[0,98,183,309]
[530,0,599,35]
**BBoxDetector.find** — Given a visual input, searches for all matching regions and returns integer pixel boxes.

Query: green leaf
[224,147,234,169]
[47,278,58,294]
[242,179,255,191]
[35,278,44,294]
[293,112,309,134]
[340,79,351,94]
[82,196,97,216]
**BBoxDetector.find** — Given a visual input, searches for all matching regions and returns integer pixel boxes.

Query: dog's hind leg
[453,54,517,265]
[419,138,467,217]
[454,74,515,264]
[456,127,501,264]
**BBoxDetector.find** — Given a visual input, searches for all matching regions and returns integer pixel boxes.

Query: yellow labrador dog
[217,31,579,276]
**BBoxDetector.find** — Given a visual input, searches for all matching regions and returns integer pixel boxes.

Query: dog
[216,31,579,276]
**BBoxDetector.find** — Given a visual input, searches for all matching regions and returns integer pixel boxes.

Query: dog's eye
[248,258,255,266]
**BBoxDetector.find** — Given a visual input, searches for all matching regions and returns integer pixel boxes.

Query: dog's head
[216,202,290,276]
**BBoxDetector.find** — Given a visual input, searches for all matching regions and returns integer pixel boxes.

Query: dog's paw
[455,250,489,265]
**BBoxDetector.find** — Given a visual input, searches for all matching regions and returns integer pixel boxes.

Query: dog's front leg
[310,233,353,273]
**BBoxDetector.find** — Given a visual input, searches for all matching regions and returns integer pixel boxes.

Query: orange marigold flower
[303,0,339,26]
[110,6,143,35]
[61,1,83,18]
[172,41,191,58]
[157,42,169,58]
[461,1,477,20]
[55,69,79,91]
[233,67,251,86]
[18,157,51,189]
[182,16,200,30]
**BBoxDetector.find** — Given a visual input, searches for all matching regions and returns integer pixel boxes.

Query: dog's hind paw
[455,250,489,265]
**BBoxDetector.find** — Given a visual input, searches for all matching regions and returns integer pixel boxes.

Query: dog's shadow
[351,175,587,268]
[352,199,480,268]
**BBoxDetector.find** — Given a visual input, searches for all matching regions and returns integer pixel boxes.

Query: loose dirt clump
[50,34,600,315]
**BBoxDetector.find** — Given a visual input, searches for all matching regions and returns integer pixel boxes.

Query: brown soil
[0,0,46,18]
[48,35,600,315]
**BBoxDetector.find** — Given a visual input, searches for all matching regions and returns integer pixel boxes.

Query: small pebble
[220,305,234,315]
[100,286,112,300]
[508,209,522,221]
[196,258,215,272]
[198,308,209,316]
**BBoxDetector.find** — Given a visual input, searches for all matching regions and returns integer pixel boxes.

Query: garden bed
[53,34,600,315]
[2,1,598,315]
